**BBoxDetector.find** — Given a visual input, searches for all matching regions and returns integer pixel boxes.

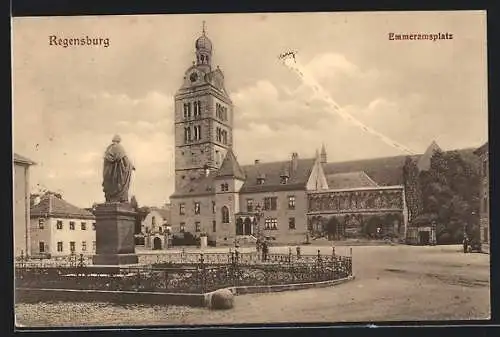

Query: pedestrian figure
[262,240,269,262]
[296,246,301,259]
[463,235,469,253]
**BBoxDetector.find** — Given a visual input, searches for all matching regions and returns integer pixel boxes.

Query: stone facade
[474,142,489,253]
[13,153,35,257]
[307,186,406,239]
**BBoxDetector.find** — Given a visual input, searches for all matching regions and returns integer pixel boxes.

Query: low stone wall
[16,288,205,307]
[16,275,355,309]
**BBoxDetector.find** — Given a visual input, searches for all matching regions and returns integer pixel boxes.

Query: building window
[183,102,191,119]
[193,125,201,141]
[57,241,63,252]
[212,201,216,214]
[69,221,75,230]
[194,100,202,118]
[70,241,76,253]
[264,197,277,211]
[92,222,96,230]
[213,220,216,232]
[38,218,45,229]
[288,196,296,210]
[257,177,265,185]
[264,218,278,230]
[221,206,230,223]
[221,183,229,192]
[39,241,45,253]
[56,220,63,230]
[179,203,185,215]
[247,199,254,212]
[194,202,201,214]
[81,222,87,230]
[82,241,87,251]
[159,226,163,233]
[180,222,185,233]
[195,222,201,232]
[281,176,289,184]
[289,218,296,230]
[184,127,192,143]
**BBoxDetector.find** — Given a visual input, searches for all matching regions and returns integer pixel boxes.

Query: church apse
[307,186,406,240]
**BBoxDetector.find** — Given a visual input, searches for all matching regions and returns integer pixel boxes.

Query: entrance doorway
[419,231,430,245]
[153,237,162,250]
[244,218,252,235]
[236,218,244,235]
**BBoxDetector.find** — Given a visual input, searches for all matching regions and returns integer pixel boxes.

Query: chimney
[291,152,299,173]
[254,159,260,165]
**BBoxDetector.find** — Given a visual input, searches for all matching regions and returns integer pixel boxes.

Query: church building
[169,25,479,246]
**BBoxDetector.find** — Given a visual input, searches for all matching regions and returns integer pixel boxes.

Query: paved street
[16,245,490,326]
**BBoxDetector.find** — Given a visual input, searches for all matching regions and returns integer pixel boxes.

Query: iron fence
[15,250,353,294]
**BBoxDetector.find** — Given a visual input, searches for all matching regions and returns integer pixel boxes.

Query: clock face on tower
[190,72,199,83]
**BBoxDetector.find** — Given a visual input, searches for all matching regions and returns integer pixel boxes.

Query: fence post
[316,249,322,281]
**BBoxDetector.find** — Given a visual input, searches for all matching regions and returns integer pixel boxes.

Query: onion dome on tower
[195,21,212,66]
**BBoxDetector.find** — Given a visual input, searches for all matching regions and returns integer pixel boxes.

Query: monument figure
[93,135,139,266]
[102,135,135,203]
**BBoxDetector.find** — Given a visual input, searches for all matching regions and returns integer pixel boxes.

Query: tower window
[221,206,230,224]
[184,127,192,143]
[183,103,192,119]
[194,100,202,118]
[194,125,201,141]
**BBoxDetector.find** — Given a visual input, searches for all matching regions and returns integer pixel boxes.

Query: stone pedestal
[92,202,139,265]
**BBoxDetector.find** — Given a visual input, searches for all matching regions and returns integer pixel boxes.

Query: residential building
[474,142,489,253]
[30,193,96,257]
[13,153,36,257]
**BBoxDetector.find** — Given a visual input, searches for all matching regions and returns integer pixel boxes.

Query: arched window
[221,206,230,223]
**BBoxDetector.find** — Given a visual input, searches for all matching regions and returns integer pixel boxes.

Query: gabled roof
[323,147,479,186]
[216,148,246,180]
[13,153,36,165]
[417,141,442,171]
[31,194,95,220]
[149,207,171,221]
[170,172,217,198]
[240,158,316,193]
[326,171,379,190]
[473,142,488,156]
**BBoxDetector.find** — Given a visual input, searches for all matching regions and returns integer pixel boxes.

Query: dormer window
[257,174,266,185]
[280,176,289,184]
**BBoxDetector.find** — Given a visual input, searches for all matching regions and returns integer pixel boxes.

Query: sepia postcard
[12,10,489,328]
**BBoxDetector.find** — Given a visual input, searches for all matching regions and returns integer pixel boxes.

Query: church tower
[173,23,234,192]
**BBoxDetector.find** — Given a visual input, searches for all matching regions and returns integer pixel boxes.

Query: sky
[12,11,488,208]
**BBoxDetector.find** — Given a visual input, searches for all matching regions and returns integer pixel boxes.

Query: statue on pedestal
[102,135,136,203]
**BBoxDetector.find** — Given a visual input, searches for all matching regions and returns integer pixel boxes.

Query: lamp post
[254,203,265,258]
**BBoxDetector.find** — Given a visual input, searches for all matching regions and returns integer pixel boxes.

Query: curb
[16,275,355,308]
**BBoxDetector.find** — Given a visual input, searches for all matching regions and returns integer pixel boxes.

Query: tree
[130,195,144,234]
[403,156,423,223]
[418,150,480,244]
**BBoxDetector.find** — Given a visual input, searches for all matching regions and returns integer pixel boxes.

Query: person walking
[463,235,469,253]
[262,240,269,262]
